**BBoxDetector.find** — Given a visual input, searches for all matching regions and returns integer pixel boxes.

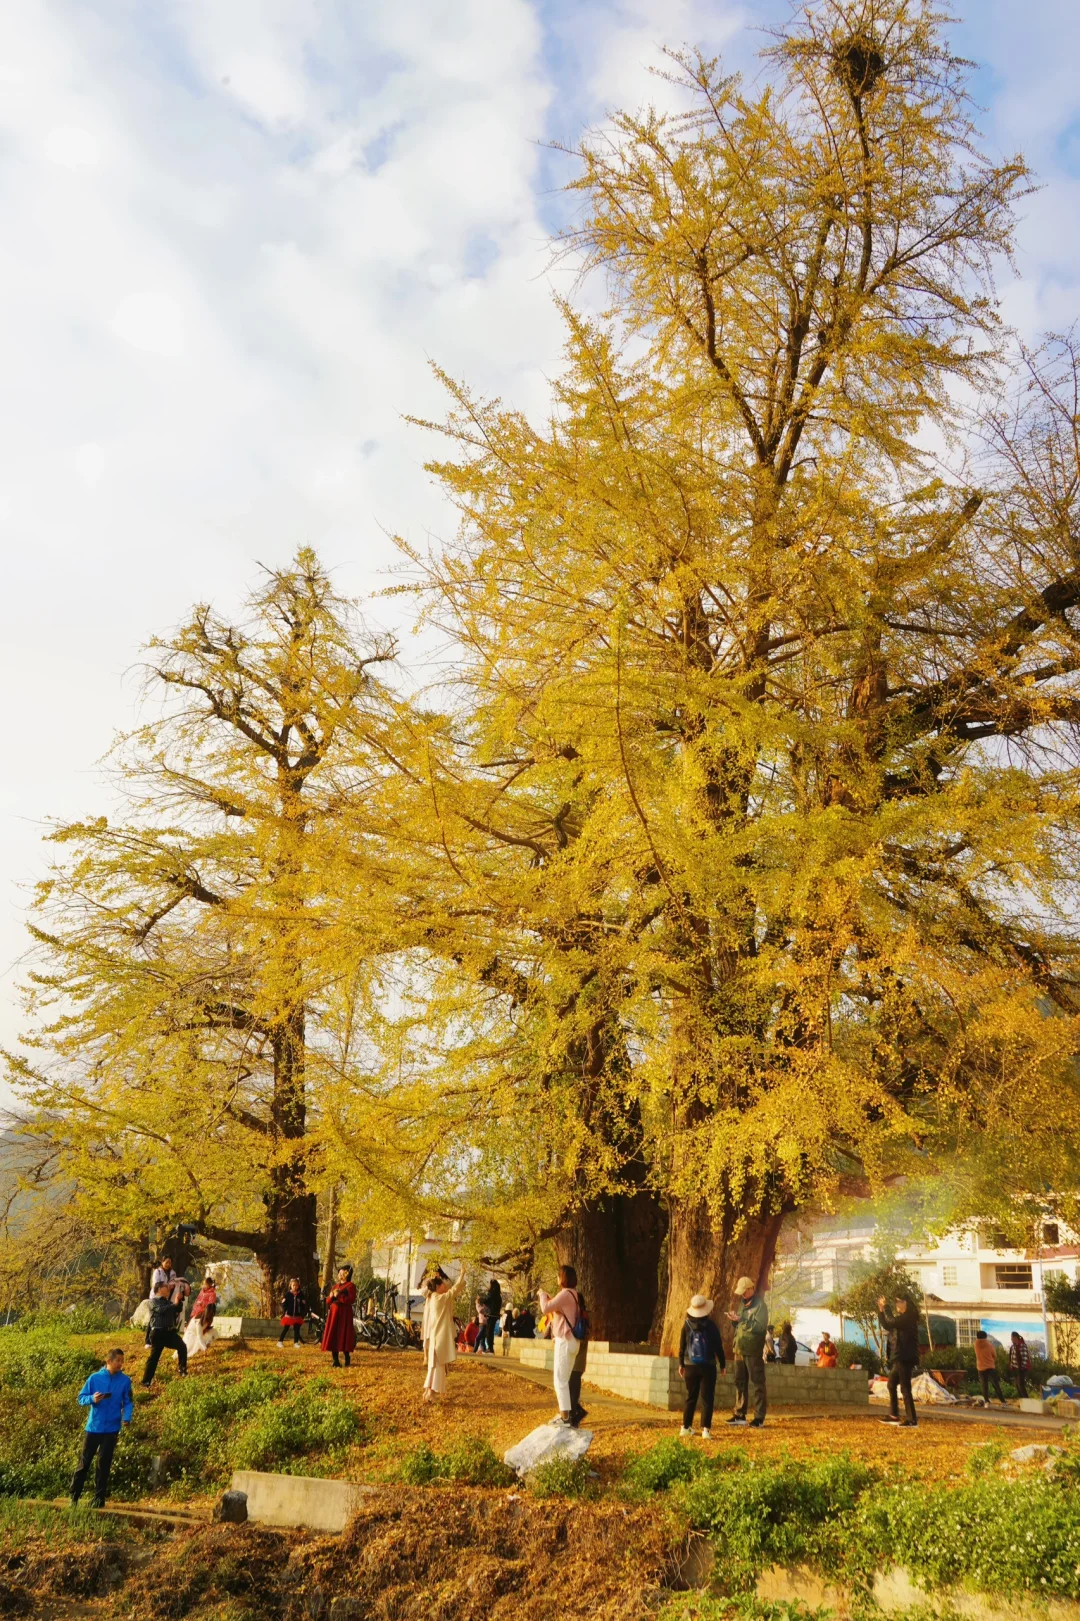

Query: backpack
[571,1292,589,1341]
[686,1320,711,1365]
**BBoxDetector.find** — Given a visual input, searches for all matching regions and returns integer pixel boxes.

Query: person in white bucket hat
[726,1274,769,1426]
[678,1294,726,1439]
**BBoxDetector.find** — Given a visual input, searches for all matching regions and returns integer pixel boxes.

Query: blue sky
[1,0,1079,1055]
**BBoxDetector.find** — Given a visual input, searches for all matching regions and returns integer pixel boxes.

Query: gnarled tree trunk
[557,1184,666,1343]
[658,1197,786,1355]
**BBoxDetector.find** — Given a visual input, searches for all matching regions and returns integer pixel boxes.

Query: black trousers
[71,1430,118,1505]
[733,1353,766,1421]
[1014,1368,1028,1398]
[278,1322,302,1343]
[142,1328,187,1385]
[888,1357,917,1422]
[682,1364,717,1429]
[979,1367,1004,1402]
[478,1317,496,1353]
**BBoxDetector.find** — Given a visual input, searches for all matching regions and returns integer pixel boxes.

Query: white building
[370,1231,508,1323]
[773,1210,1079,1360]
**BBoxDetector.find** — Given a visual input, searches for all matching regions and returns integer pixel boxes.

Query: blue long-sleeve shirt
[77,1367,134,1433]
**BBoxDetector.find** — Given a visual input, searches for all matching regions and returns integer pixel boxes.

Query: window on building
[809,1270,824,1294]
[1043,1223,1060,1247]
[991,1231,1010,1250]
[941,1265,958,1287]
[995,1264,1034,1290]
[955,1317,981,1346]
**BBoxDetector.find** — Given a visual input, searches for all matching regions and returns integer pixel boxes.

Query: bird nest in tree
[833,31,886,98]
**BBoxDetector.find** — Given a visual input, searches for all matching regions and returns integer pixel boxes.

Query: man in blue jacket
[71,1348,133,1507]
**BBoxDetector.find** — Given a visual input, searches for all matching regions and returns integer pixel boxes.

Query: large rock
[504,1423,593,1477]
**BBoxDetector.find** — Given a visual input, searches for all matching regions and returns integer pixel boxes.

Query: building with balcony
[773,1210,1078,1359]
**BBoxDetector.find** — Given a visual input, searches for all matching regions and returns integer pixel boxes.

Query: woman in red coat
[321,1265,358,1367]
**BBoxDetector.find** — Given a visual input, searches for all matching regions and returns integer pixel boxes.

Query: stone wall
[500,1337,867,1410]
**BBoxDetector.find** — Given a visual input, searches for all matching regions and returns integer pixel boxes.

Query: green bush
[832,1340,880,1375]
[398,1442,440,1484]
[0,1327,99,1392]
[396,1435,513,1488]
[677,1453,877,1590]
[13,1306,115,1335]
[154,1365,289,1482]
[846,1478,1080,1598]
[623,1436,711,1494]
[229,1380,362,1473]
[527,1454,593,1498]
[438,1435,514,1487]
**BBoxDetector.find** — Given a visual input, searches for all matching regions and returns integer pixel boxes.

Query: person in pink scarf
[538,1265,584,1427]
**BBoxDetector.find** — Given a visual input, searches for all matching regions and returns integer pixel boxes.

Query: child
[72,1348,133,1507]
[321,1266,357,1368]
[678,1293,726,1440]
[183,1274,218,1361]
[278,1277,308,1346]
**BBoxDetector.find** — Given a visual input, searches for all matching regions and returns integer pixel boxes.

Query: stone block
[214,1317,282,1340]
[232,1470,377,1534]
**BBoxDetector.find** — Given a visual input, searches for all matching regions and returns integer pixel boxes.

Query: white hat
[733,1275,755,1295]
[687,1293,714,1317]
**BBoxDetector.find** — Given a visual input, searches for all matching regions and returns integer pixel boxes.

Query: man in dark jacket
[477,1277,502,1354]
[141,1284,188,1386]
[877,1294,919,1427]
[777,1321,798,1364]
[678,1293,726,1438]
[1009,1331,1031,1399]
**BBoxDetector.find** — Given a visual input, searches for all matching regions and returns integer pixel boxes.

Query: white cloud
[44,124,100,168]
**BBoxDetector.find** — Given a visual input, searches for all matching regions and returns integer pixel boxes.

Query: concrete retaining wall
[232,1470,375,1532]
[501,1338,867,1410]
[213,1317,283,1340]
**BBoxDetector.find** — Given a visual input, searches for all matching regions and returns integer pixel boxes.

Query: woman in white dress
[182,1274,218,1361]
[421,1264,466,1401]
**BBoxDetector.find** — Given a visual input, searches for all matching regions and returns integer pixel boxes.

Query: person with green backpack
[678,1293,726,1438]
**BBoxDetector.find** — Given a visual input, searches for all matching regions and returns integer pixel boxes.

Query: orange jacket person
[321,1266,358,1368]
[816,1332,838,1369]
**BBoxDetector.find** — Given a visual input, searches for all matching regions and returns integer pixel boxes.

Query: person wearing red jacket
[321,1266,357,1368]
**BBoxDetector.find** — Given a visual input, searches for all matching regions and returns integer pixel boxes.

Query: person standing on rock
[322,1265,358,1368]
[678,1294,726,1439]
[726,1275,768,1427]
[538,1265,586,1428]
[422,1264,467,1400]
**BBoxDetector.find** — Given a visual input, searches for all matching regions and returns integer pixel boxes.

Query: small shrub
[844,1478,1080,1597]
[229,1381,362,1473]
[398,1442,440,1485]
[527,1454,593,1498]
[967,1436,1010,1478]
[14,1306,114,1335]
[0,1327,99,1392]
[678,1453,876,1590]
[155,1366,289,1483]
[623,1436,710,1494]
[832,1339,880,1376]
[396,1435,513,1488]
[438,1435,514,1487]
